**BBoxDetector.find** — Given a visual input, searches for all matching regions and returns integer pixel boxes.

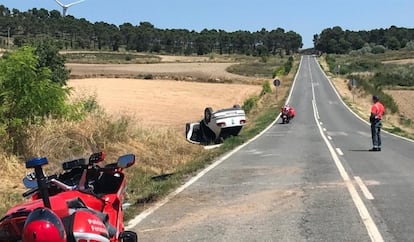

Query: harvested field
[66,63,254,83]
[67,61,263,129]
[385,90,414,121]
[68,78,261,129]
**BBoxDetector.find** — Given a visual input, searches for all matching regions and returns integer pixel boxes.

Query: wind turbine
[54,0,85,17]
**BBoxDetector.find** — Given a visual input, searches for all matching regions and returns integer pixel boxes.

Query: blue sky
[2,0,414,48]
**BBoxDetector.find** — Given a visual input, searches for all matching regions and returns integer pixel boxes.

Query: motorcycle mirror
[23,177,38,189]
[117,154,135,168]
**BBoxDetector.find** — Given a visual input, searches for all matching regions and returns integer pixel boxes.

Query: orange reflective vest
[371,102,385,120]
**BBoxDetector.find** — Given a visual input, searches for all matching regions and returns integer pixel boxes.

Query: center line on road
[355,176,375,200]
[336,148,344,156]
[309,59,384,242]
[327,136,332,140]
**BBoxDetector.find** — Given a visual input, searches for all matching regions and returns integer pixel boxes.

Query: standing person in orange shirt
[369,95,385,151]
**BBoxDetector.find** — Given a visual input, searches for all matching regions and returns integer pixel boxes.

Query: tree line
[0,5,302,55]
[314,26,414,54]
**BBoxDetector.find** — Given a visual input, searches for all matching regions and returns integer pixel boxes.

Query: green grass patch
[227,56,285,78]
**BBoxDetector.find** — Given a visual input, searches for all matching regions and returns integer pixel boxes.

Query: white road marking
[354,176,375,200]
[328,136,332,140]
[320,122,323,125]
[323,128,327,132]
[336,148,344,156]
[309,59,384,242]
[312,98,320,120]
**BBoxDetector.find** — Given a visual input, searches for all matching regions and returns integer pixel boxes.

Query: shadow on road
[349,149,371,152]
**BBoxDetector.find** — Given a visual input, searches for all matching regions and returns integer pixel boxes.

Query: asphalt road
[129,56,414,241]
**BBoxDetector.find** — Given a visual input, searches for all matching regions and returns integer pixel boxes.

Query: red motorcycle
[0,152,138,242]
[281,105,295,124]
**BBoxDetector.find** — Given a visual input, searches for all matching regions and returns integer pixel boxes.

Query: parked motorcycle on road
[0,152,138,242]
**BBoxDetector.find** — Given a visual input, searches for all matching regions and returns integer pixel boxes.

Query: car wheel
[204,107,213,124]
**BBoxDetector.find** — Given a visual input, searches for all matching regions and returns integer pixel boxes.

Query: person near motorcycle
[281,104,295,119]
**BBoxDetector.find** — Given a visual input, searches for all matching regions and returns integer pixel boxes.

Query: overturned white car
[186,105,246,145]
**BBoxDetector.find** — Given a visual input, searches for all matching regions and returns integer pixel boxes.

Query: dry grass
[23,114,203,173]
[0,113,205,215]
[0,154,28,213]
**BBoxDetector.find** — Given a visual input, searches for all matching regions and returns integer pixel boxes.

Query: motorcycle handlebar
[50,178,76,191]
[22,162,120,198]
[22,187,38,198]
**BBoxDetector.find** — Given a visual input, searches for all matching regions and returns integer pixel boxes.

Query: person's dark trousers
[371,120,382,150]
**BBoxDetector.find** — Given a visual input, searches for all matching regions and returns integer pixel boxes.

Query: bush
[66,94,102,121]
[405,40,414,50]
[400,115,413,127]
[143,74,153,79]
[242,96,259,114]
[272,56,293,77]
[273,66,285,78]
[325,54,337,72]
[371,45,386,54]
[0,46,70,152]
[284,56,294,74]
[33,40,70,86]
[373,65,414,87]
[261,80,272,96]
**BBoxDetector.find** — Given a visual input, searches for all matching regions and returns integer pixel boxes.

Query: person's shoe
[369,147,380,151]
